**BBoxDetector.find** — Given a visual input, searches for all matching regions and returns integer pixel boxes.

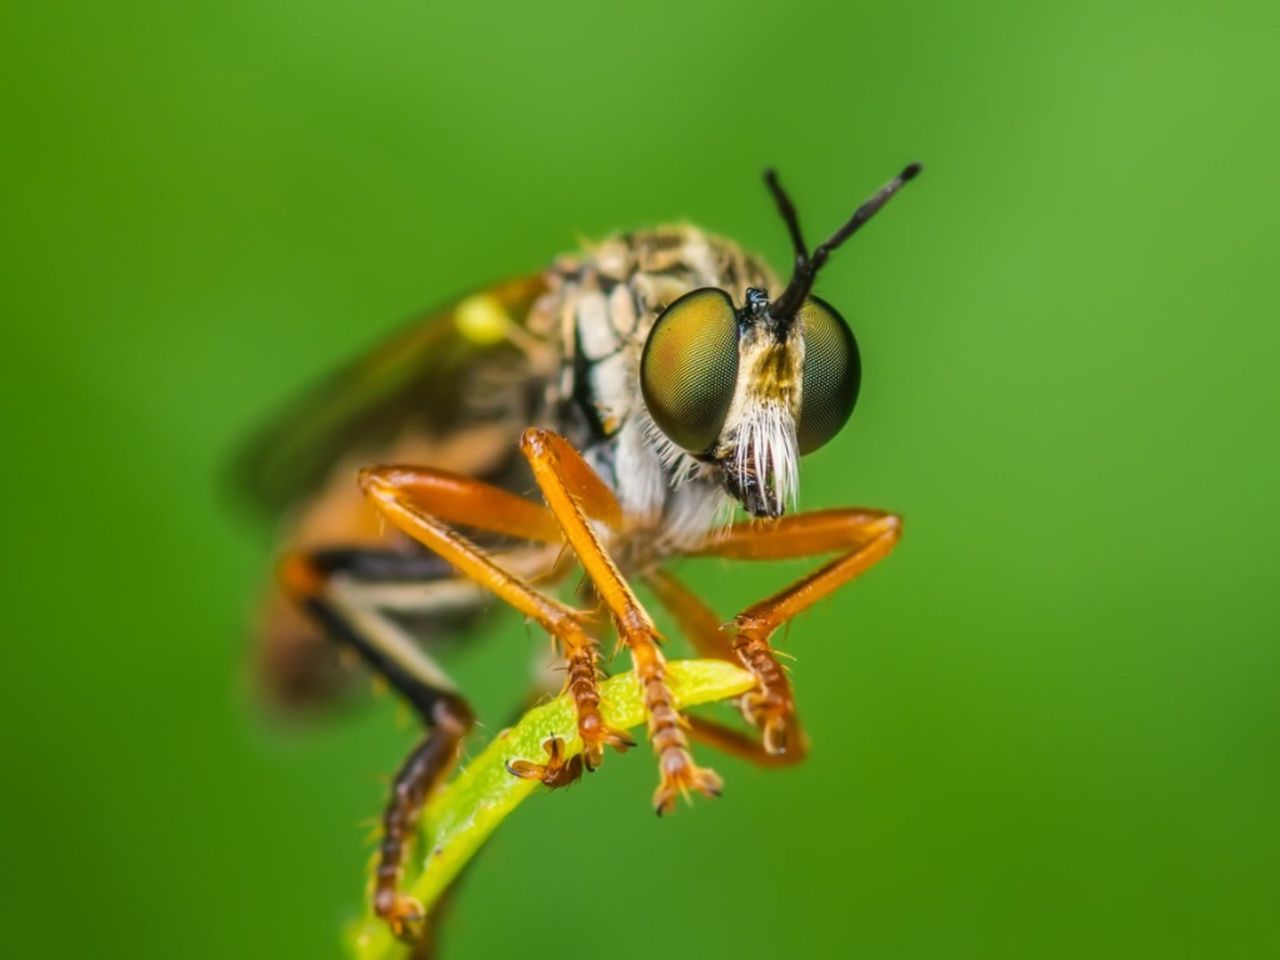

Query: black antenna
[764,168,809,264]
[767,162,922,327]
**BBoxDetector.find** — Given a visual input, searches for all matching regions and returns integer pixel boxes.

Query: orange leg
[644,569,736,661]
[359,467,635,769]
[506,735,584,788]
[520,428,723,815]
[687,508,902,755]
[646,569,808,765]
[684,715,807,768]
[340,466,632,934]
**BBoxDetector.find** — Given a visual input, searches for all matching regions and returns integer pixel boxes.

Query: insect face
[640,286,858,518]
[640,162,920,518]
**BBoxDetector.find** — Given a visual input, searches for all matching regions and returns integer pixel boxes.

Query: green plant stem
[348,658,755,959]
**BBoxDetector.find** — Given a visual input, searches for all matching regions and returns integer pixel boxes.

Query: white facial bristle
[734,402,799,516]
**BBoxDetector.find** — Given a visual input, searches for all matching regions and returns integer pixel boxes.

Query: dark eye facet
[796,297,860,454]
[641,287,740,453]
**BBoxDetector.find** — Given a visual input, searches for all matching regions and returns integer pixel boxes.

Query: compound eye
[640,287,740,453]
[796,297,861,454]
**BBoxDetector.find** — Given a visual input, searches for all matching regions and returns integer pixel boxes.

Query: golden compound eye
[641,287,740,453]
[796,297,861,455]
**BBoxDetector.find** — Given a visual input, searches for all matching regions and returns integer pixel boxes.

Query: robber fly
[237,164,921,944]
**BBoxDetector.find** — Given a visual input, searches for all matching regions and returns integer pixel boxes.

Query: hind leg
[281,549,481,939]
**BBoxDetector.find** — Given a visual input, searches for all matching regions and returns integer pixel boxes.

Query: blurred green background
[4,1,1278,957]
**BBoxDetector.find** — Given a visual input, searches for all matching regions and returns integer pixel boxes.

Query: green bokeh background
[4,2,1277,957]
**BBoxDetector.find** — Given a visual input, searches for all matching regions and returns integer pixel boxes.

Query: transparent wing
[232,274,549,520]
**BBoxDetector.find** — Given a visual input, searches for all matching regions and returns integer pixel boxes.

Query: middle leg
[357,465,635,770]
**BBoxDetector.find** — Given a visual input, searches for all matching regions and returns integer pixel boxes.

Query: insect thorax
[531,226,778,555]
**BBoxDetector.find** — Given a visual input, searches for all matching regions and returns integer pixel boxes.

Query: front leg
[520,428,723,815]
[687,508,903,754]
[646,568,807,764]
